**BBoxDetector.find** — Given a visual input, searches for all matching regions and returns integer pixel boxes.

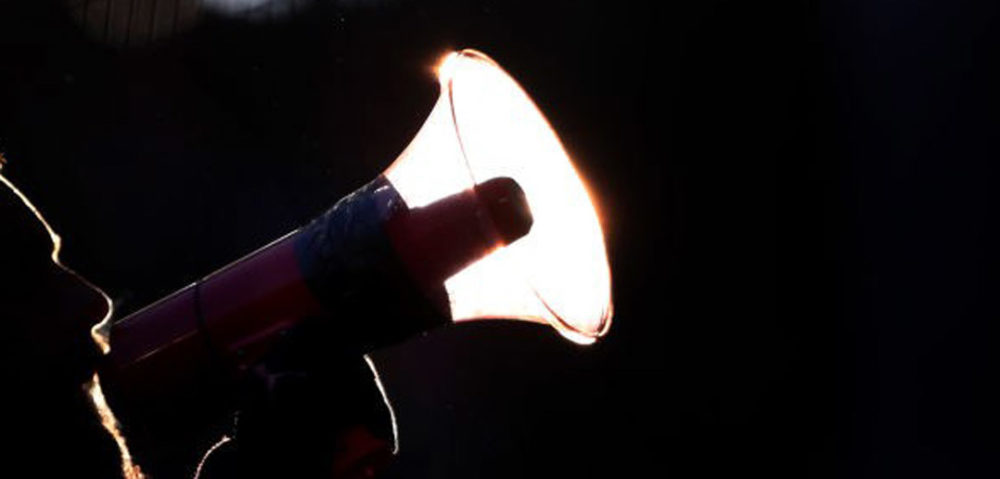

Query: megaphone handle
[193,349,397,479]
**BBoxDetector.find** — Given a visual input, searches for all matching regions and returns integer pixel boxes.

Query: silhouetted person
[0,174,122,478]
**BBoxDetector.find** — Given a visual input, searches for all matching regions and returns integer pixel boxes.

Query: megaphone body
[98,50,613,476]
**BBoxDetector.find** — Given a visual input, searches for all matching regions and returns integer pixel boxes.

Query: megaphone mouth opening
[434,49,613,344]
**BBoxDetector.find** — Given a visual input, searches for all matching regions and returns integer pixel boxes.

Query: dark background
[1,0,998,477]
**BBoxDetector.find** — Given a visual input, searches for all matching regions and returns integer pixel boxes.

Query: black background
[1,1,998,477]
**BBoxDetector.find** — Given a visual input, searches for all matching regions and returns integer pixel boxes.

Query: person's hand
[195,318,396,478]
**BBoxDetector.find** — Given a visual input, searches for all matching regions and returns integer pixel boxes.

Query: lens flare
[386,50,613,344]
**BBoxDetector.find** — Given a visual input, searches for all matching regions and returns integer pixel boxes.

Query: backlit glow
[385,50,613,344]
[1,169,143,479]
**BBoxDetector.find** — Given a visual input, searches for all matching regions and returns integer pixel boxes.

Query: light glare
[386,50,613,343]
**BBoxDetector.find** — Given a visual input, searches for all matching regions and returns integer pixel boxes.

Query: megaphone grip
[99,175,531,473]
[99,177,442,474]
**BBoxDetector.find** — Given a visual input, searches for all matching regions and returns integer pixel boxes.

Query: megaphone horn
[98,48,613,472]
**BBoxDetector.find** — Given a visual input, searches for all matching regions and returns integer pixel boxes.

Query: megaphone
[98,49,613,476]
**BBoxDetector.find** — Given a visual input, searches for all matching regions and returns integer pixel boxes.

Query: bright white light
[385,50,613,344]
[201,0,382,18]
